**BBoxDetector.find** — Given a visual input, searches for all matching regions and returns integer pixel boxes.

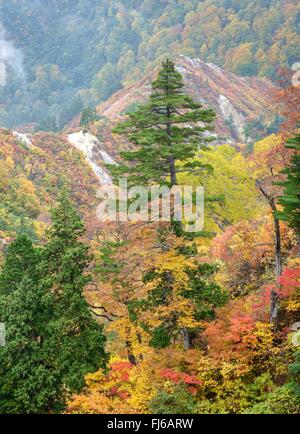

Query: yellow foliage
[178,144,263,233]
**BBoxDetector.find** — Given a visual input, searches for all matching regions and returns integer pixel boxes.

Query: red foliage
[278,267,300,297]
[274,68,300,137]
[205,303,257,361]
[262,266,300,304]
[160,368,202,386]
[205,266,300,361]
[102,360,133,398]
[109,360,133,383]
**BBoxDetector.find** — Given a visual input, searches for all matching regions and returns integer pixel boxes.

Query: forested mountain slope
[98,55,279,143]
[0,1,299,416]
[0,52,283,250]
[0,0,298,128]
[0,128,104,255]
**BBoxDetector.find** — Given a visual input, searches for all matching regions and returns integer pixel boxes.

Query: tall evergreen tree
[109,59,215,187]
[0,235,39,295]
[40,191,108,392]
[0,236,60,413]
[0,276,61,414]
[106,60,219,350]
[0,193,108,413]
[277,132,300,256]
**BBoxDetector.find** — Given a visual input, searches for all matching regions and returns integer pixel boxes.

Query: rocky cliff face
[67,130,118,185]
[98,56,278,144]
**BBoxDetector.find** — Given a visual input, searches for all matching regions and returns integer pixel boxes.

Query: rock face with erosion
[67,130,118,185]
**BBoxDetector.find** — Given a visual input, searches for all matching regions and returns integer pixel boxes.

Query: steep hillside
[98,56,279,143]
[0,128,109,255]
[0,0,298,128]
[0,54,281,252]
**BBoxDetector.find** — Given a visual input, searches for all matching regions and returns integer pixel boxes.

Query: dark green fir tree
[40,191,108,392]
[0,235,39,295]
[277,132,300,256]
[106,60,221,350]
[0,275,60,414]
[0,193,108,413]
[109,58,215,187]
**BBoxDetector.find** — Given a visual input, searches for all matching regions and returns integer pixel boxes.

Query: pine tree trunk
[270,290,280,325]
[166,107,182,232]
[166,107,177,187]
[137,332,144,361]
[169,156,177,186]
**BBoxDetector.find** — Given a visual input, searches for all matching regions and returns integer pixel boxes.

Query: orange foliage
[274,68,300,136]
[212,217,294,294]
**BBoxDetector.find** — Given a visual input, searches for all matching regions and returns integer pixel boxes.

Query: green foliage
[0,275,62,414]
[138,257,227,348]
[39,191,108,392]
[149,383,196,414]
[277,132,300,241]
[244,114,284,145]
[96,241,124,279]
[1,0,296,127]
[109,59,215,187]
[92,64,121,101]
[80,107,100,128]
[150,325,172,349]
[35,117,58,133]
[183,263,229,322]
[244,383,300,414]
[0,193,108,413]
[34,96,83,132]
[0,236,39,295]
[243,359,300,415]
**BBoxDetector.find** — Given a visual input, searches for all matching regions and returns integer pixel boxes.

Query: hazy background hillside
[0,0,299,129]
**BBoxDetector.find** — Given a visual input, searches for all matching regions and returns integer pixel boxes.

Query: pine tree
[109,58,215,187]
[0,194,108,413]
[0,236,61,413]
[0,235,39,295]
[40,191,108,392]
[0,276,61,414]
[105,61,220,350]
[277,132,300,256]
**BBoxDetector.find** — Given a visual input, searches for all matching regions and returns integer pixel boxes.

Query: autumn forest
[0,0,299,417]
